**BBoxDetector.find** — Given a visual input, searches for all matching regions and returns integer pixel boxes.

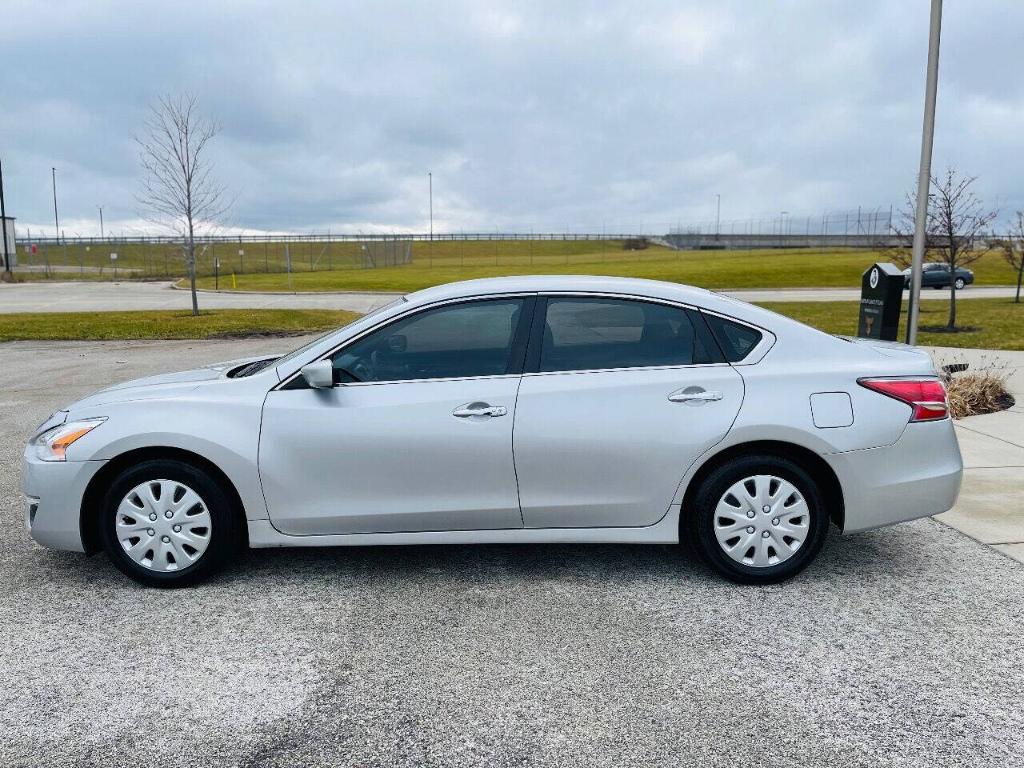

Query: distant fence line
[8,237,414,278]
[664,233,902,250]
[17,232,642,247]
[8,224,1012,280]
[10,206,899,248]
[668,206,895,239]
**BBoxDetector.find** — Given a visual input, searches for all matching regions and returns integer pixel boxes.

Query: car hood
[63,355,273,411]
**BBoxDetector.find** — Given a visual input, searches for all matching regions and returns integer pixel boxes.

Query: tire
[99,459,241,587]
[686,454,830,584]
[954,277,966,290]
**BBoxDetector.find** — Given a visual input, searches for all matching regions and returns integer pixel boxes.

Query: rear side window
[703,314,763,362]
[538,298,717,372]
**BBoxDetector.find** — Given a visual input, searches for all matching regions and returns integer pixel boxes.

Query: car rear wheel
[687,454,830,584]
[99,459,241,587]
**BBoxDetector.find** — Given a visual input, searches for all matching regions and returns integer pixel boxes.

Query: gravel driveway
[1,338,1021,767]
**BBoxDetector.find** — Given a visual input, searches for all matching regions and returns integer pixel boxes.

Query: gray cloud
[2,0,1022,236]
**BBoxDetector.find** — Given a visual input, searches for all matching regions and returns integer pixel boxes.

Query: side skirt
[247,513,680,549]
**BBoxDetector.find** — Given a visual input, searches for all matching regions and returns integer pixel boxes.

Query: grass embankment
[16,239,1019,290]
[189,245,1018,293]
[760,298,1023,351]
[0,309,361,341]
[0,298,1018,350]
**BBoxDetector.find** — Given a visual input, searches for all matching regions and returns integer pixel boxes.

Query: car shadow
[21,523,942,593]
[216,525,925,589]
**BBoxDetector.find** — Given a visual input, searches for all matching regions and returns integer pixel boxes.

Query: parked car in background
[903,263,975,289]
[23,276,963,588]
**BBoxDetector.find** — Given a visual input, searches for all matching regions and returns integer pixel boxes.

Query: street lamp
[51,167,60,241]
[906,0,943,346]
[0,157,11,279]
[97,206,105,240]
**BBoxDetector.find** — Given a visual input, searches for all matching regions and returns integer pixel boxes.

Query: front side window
[538,298,716,373]
[331,299,526,382]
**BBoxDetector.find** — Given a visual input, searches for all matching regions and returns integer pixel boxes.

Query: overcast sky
[3,0,1022,237]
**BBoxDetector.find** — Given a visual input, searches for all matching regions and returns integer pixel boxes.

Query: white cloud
[632,6,732,67]
[2,0,1022,236]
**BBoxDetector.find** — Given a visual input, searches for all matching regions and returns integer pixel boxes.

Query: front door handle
[668,388,723,403]
[453,402,508,418]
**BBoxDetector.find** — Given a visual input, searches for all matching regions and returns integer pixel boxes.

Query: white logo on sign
[869,267,879,289]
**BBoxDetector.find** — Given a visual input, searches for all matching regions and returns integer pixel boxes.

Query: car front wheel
[954,277,966,290]
[99,459,241,587]
[687,454,830,584]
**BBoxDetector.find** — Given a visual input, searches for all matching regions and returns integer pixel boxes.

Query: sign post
[858,263,904,341]
[110,252,118,281]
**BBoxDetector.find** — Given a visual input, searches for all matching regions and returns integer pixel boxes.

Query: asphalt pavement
[0,279,1017,314]
[1,337,1022,767]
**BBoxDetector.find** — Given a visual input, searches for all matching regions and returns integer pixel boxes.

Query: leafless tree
[998,211,1024,304]
[890,168,997,330]
[136,94,226,316]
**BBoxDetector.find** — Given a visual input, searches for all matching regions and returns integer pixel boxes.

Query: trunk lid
[837,336,938,374]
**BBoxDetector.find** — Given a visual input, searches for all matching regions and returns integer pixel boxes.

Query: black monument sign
[858,262,904,341]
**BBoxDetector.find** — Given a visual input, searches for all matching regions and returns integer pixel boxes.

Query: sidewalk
[929,347,1024,563]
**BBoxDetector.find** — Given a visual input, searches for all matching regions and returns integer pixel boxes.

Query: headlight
[32,418,107,462]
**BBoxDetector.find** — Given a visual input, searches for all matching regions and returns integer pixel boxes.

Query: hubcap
[115,479,212,572]
[713,475,809,568]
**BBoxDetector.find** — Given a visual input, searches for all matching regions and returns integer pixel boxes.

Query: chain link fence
[9,236,413,278]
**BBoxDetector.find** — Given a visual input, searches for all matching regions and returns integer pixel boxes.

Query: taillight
[858,377,949,422]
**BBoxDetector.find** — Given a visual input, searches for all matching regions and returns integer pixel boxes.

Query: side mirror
[300,360,335,389]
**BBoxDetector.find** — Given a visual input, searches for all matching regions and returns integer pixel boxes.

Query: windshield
[273,297,407,369]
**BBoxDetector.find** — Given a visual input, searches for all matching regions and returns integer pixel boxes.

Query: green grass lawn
[759,297,1024,351]
[188,245,1018,293]
[17,238,1020,291]
[0,309,361,341]
[0,298,1018,349]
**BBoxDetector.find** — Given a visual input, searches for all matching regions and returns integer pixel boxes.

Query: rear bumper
[22,446,106,552]
[825,418,963,534]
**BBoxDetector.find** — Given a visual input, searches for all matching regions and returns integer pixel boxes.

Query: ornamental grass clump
[939,356,1015,418]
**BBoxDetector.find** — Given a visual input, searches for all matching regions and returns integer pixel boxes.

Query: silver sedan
[23,276,963,587]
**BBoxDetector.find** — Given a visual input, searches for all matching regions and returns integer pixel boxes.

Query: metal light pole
[51,167,60,241]
[428,171,433,267]
[0,158,11,278]
[715,194,721,238]
[906,0,943,346]
[97,206,105,240]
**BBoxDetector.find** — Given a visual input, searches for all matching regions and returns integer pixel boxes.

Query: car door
[513,296,745,529]
[260,296,535,535]
[925,264,948,287]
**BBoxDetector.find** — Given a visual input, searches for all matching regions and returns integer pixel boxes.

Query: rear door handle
[668,388,723,403]
[453,402,508,418]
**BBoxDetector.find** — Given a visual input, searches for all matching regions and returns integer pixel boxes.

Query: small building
[1,215,16,268]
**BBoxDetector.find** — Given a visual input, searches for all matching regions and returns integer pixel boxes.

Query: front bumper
[22,445,107,552]
[826,418,963,534]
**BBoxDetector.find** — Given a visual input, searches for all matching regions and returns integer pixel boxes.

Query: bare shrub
[938,355,1015,418]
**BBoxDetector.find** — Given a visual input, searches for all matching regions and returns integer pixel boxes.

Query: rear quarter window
[703,314,763,362]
